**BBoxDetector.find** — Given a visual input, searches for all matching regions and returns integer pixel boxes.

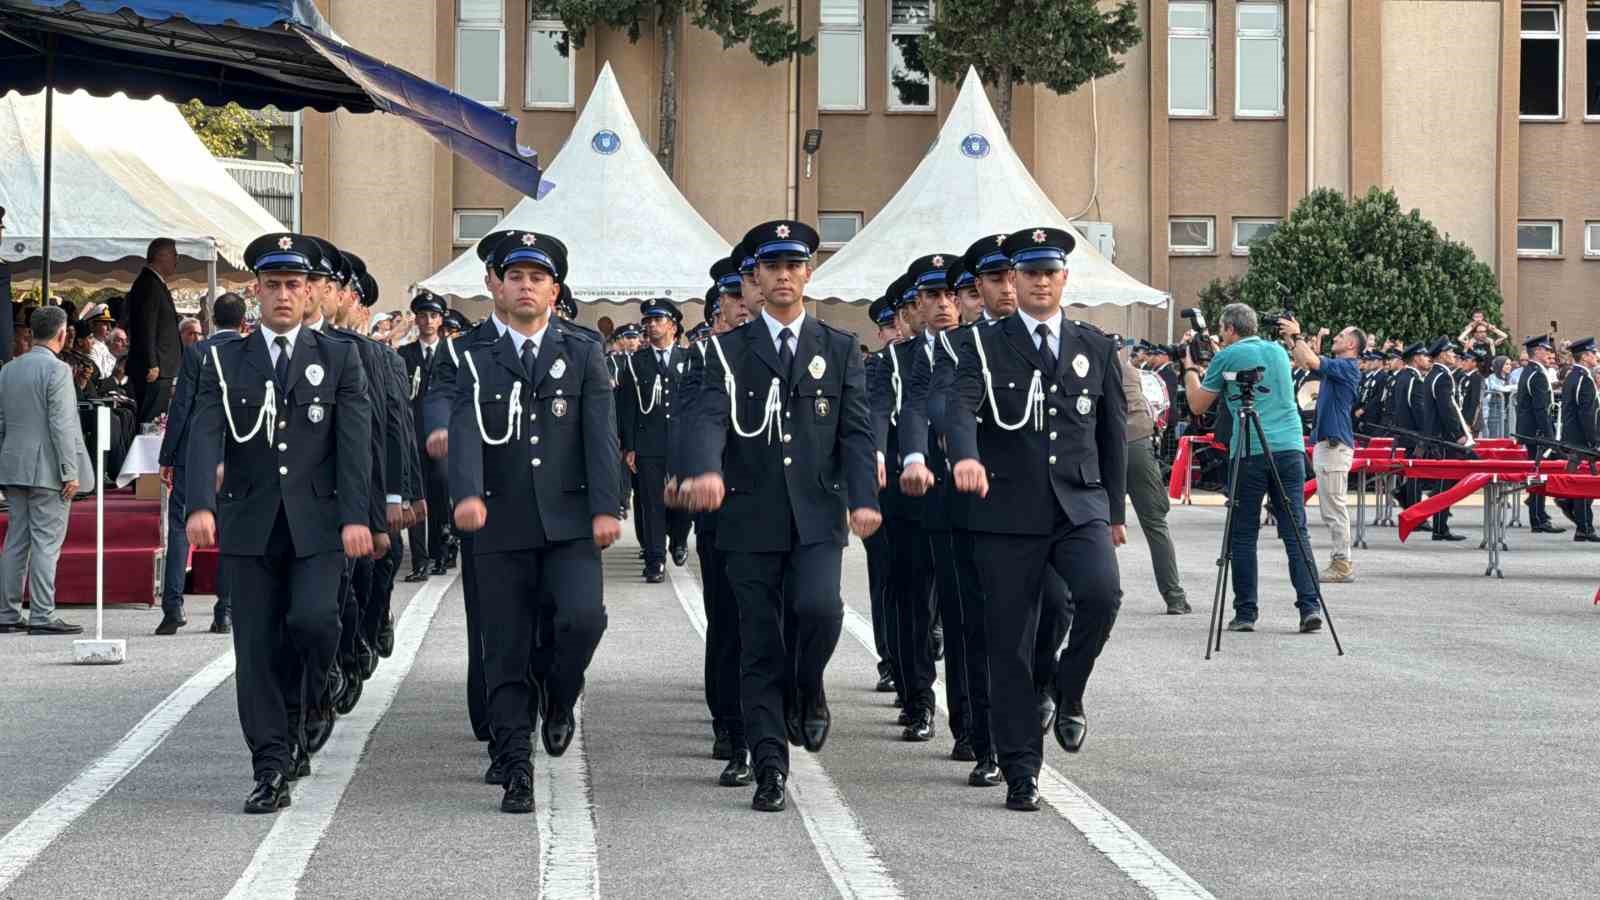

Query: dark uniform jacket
[424,319,498,442]
[1517,365,1557,442]
[869,339,923,522]
[380,344,421,503]
[447,323,620,554]
[330,325,396,527]
[1560,365,1597,449]
[684,315,878,553]
[1426,364,1468,445]
[185,326,372,556]
[618,344,688,459]
[160,330,242,468]
[1391,367,1428,448]
[900,326,985,532]
[1458,369,1485,433]
[400,339,445,442]
[948,313,1127,536]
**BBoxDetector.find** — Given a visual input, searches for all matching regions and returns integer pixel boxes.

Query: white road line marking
[534,698,600,900]
[668,564,903,900]
[226,574,458,900]
[839,606,1215,900]
[0,649,237,892]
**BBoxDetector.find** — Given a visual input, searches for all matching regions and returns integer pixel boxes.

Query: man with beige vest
[1120,348,1188,614]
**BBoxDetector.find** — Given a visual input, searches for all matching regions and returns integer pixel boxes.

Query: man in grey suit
[0,307,89,634]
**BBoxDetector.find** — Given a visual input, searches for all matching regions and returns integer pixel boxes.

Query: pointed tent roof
[419,63,729,303]
[807,69,1168,310]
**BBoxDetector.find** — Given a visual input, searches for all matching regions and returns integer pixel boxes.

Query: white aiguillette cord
[462,348,523,445]
[212,344,276,443]
[709,334,782,443]
[969,331,1044,432]
[625,353,662,415]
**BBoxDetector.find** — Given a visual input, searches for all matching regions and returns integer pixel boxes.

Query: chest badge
[808,355,827,380]
[1076,396,1092,416]
[1071,354,1089,379]
[549,358,567,380]
[815,397,831,418]
[307,403,325,424]
[305,363,324,387]
[552,398,569,418]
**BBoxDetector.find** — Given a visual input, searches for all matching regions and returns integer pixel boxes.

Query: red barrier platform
[0,489,162,606]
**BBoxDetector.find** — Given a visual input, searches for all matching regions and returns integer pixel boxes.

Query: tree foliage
[178,100,272,158]
[1224,187,1502,343]
[918,0,1142,133]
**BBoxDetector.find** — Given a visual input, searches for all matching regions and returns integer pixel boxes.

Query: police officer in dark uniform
[1518,334,1565,533]
[400,291,451,581]
[946,227,1127,813]
[619,298,691,582]
[448,230,620,814]
[1423,337,1471,541]
[679,220,880,813]
[554,283,605,342]
[862,296,900,696]
[1560,337,1599,541]
[1390,343,1430,511]
[186,233,374,814]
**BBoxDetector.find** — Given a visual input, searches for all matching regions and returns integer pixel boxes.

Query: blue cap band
[1011,247,1068,268]
[754,239,812,259]
[718,274,743,292]
[500,247,557,275]
[255,251,312,272]
[915,270,950,289]
[954,271,975,289]
[739,256,756,273]
[975,251,1012,273]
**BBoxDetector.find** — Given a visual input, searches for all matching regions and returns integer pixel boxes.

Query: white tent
[419,63,729,304]
[0,89,286,289]
[806,69,1169,321]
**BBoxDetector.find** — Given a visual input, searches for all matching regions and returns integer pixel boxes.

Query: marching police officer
[862,296,900,696]
[186,233,373,814]
[618,299,691,582]
[679,220,880,813]
[947,227,1126,812]
[447,230,620,813]
[400,291,451,581]
[1518,335,1564,534]
[1424,337,1472,541]
[1560,337,1599,541]
[1391,343,1430,511]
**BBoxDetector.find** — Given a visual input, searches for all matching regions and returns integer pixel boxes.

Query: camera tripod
[1204,372,1345,659]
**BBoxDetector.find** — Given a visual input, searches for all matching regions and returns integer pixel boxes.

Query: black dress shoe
[154,614,187,636]
[376,615,395,657]
[403,569,430,583]
[785,701,804,747]
[1054,712,1087,754]
[1431,530,1467,542]
[484,759,507,785]
[802,693,831,753]
[902,708,935,742]
[895,708,912,727]
[719,750,754,787]
[712,731,733,761]
[542,702,576,757]
[1575,531,1600,543]
[950,737,977,762]
[874,671,896,693]
[0,621,30,633]
[305,706,336,754]
[1037,690,1058,734]
[357,643,379,680]
[209,618,232,635]
[501,770,534,814]
[244,772,291,814]
[428,560,448,577]
[286,743,311,781]
[1532,522,1567,534]
[1005,776,1040,811]
[644,565,665,584]
[751,768,787,812]
[671,544,689,567]
[28,618,84,635]
[969,756,1003,787]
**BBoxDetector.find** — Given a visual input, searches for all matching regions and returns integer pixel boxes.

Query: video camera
[1261,282,1297,337]
[1178,307,1213,365]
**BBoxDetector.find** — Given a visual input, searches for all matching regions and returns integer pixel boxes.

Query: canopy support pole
[1167,300,1175,343]
[40,34,55,303]
[202,250,218,333]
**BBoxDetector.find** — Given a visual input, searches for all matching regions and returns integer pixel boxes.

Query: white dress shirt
[1015,306,1063,361]
[761,308,806,356]
[259,322,302,366]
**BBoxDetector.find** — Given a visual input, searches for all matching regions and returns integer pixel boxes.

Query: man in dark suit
[1423,337,1472,541]
[947,227,1127,813]
[862,297,900,696]
[1390,344,1430,512]
[127,237,183,423]
[1560,337,1598,541]
[448,230,619,814]
[185,233,373,814]
[1518,335,1564,533]
[618,298,690,582]
[400,291,450,581]
[680,220,881,813]
[156,292,248,635]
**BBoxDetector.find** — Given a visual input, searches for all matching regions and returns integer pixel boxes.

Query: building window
[887,0,935,112]
[1235,2,1284,117]
[1587,5,1599,118]
[1169,217,1216,254]
[1516,220,1561,256]
[819,0,866,111]
[818,212,863,249]
[454,209,503,245]
[457,0,505,107]
[526,5,573,108]
[1168,2,1214,116]
[1232,218,1281,255]
[1585,221,1600,257]
[1521,4,1563,118]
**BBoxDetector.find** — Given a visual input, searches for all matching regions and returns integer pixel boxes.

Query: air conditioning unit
[1074,221,1115,262]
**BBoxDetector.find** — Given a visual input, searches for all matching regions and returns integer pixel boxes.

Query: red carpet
[0,489,163,607]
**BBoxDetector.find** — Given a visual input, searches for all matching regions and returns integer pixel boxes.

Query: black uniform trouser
[408,456,450,571]
[947,529,993,757]
[697,517,745,749]
[629,471,644,546]
[887,516,936,713]
[133,375,173,424]
[366,529,402,646]
[461,536,489,741]
[230,511,344,779]
[636,455,671,567]
[1035,569,1071,691]
[343,556,373,662]
[927,529,977,751]
[475,540,607,775]
[863,526,894,676]
[973,512,1121,784]
[725,540,843,777]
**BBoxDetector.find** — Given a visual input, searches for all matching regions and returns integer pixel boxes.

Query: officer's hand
[876,455,887,489]
[900,462,935,497]
[1110,524,1128,547]
[186,510,217,549]
[215,463,225,491]
[625,451,637,474]
[145,368,160,383]
[953,459,988,497]
[849,507,882,539]
[160,466,174,489]
[386,502,404,531]
[426,429,449,459]
[681,474,725,512]
[592,514,622,548]
[372,531,391,558]
[413,499,428,522]
[454,497,488,532]
[342,525,373,559]
[663,477,679,508]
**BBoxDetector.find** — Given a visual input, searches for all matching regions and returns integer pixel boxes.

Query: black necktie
[778,327,794,374]
[1035,323,1056,376]
[659,350,669,373]
[521,339,537,383]
[273,336,290,392]
[424,345,433,367]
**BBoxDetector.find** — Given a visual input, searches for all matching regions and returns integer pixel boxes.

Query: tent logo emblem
[960,134,990,159]
[591,130,621,155]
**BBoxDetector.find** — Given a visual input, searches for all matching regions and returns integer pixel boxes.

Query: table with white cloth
[115,433,163,488]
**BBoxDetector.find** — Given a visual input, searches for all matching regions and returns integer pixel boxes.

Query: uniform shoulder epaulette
[557,322,600,344]
[813,317,853,339]
[1071,319,1108,337]
[317,326,357,344]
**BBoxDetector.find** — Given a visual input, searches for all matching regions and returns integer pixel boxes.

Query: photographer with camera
[1280,316,1364,582]
[1182,304,1324,633]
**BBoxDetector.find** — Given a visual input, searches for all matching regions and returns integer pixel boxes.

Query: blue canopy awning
[0,0,548,197]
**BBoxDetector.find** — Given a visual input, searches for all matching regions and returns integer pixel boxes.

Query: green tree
[1229,187,1502,343]
[178,101,273,158]
[551,0,812,178]
[1194,275,1243,336]
[917,0,1142,134]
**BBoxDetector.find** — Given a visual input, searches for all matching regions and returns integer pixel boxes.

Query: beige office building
[299,0,1599,340]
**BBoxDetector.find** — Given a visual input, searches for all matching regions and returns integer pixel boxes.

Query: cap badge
[1032,229,1047,244]
[1072,354,1089,378]
[522,233,537,246]
[808,355,827,380]
[995,235,1006,247]
[277,236,293,250]
[306,363,325,387]
[932,256,945,268]
[549,358,567,379]
[776,224,791,239]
